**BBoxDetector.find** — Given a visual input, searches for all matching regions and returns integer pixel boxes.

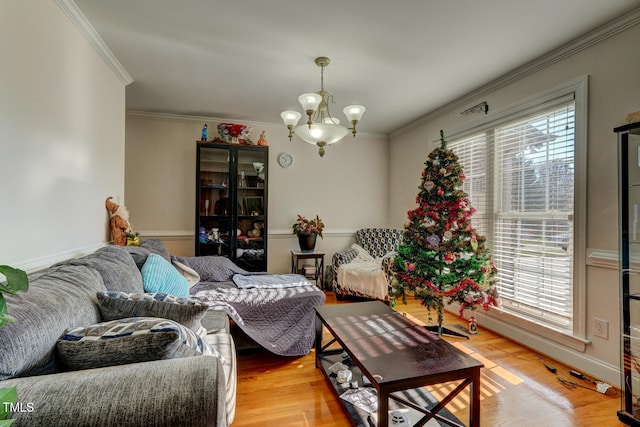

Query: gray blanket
[194,283,325,356]
[175,256,326,356]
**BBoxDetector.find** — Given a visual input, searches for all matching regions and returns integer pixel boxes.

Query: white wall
[389,18,640,385]
[0,1,126,269]
[124,113,389,273]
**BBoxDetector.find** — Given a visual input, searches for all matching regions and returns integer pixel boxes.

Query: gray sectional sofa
[0,243,236,427]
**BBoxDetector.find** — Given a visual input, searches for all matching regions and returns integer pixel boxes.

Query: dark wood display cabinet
[617,121,640,426]
[195,142,268,272]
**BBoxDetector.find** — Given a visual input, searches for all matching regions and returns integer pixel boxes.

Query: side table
[291,251,325,289]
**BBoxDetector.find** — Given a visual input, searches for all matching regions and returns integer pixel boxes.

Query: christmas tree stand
[425,305,469,339]
[426,325,469,339]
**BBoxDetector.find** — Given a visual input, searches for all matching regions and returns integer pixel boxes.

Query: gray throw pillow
[140,238,172,262]
[57,317,221,371]
[96,291,209,337]
[122,246,152,269]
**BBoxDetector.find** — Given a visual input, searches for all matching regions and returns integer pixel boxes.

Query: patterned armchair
[332,228,403,301]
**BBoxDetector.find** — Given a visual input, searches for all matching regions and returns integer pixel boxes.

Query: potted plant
[292,214,324,253]
[0,265,29,426]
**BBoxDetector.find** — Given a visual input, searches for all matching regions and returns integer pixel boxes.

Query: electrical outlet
[593,318,609,339]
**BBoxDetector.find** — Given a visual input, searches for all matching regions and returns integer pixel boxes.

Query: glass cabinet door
[197,146,232,257]
[234,148,267,271]
[195,142,268,271]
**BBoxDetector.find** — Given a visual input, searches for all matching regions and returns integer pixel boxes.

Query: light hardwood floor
[233,292,624,426]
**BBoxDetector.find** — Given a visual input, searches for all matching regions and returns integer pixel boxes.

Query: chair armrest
[2,356,227,427]
[331,248,359,291]
[381,254,394,279]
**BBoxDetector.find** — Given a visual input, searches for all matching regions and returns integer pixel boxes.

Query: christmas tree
[390,130,498,335]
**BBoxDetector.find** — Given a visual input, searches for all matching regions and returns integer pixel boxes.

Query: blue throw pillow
[141,253,189,297]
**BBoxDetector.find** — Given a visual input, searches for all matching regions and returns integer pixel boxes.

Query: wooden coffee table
[315,301,483,427]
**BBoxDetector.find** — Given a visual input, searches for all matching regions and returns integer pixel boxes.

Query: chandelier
[280,56,366,157]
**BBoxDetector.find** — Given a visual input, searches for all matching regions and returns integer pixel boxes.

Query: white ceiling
[72,0,638,136]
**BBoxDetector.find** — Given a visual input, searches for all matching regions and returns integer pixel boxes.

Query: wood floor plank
[233,292,623,426]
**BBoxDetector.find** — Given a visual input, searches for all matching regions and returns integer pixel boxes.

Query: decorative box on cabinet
[195,142,268,271]
[616,122,640,426]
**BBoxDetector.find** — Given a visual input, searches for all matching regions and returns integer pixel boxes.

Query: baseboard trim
[443,305,620,387]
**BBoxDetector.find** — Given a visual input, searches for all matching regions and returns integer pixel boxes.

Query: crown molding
[391,7,640,139]
[126,110,282,130]
[55,0,133,86]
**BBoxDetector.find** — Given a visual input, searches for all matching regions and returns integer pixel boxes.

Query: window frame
[443,76,589,349]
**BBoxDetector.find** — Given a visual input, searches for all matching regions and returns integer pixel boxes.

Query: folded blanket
[337,244,394,301]
[232,273,311,289]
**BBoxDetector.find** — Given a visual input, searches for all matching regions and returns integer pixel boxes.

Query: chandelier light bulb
[310,127,324,139]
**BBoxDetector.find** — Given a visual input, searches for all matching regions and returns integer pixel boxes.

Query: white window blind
[449,98,576,332]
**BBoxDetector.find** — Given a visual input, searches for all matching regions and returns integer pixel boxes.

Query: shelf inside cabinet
[201,184,228,189]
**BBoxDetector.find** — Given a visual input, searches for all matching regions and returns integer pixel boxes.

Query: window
[447,79,586,337]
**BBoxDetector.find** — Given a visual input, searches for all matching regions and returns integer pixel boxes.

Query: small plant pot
[297,232,317,253]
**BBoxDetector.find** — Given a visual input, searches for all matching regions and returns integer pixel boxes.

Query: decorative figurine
[201,124,208,141]
[257,130,268,146]
[105,196,132,246]
[468,316,478,335]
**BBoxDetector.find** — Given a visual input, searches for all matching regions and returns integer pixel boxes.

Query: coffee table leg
[378,389,388,427]
[470,368,481,427]
[315,314,322,368]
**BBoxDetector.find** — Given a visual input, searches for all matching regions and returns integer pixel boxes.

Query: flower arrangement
[292,214,324,239]
[217,123,252,144]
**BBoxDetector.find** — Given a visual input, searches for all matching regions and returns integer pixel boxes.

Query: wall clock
[278,152,293,168]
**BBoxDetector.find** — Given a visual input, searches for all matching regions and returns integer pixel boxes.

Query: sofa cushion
[57,317,221,371]
[0,264,106,380]
[123,238,172,269]
[122,245,153,269]
[0,356,228,427]
[55,245,144,294]
[141,254,190,297]
[205,332,237,424]
[140,238,172,261]
[96,291,209,337]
